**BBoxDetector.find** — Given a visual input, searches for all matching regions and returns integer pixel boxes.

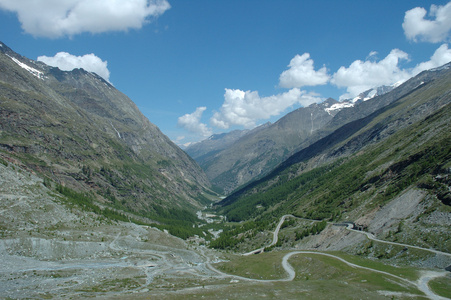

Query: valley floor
[1,163,450,299]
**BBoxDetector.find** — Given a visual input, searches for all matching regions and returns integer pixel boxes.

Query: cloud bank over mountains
[177,107,212,139]
[279,53,329,88]
[210,88,319,130]
[179,1,451,139]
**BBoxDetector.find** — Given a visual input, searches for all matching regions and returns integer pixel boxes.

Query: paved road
[242,214,294,256]
[344,224,451,258]
[282,251,413,283]
[234,215,450,299]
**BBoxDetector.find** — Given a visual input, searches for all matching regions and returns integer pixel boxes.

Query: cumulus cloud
[403,1,451,43]
[0,0,170,38]
[331,49,411,99]
[38,52,111,82]
[412,43,451,74]
[210,88,320,129]
[177,107,213,138]
[331,44,451,99]
[279,53,330,88]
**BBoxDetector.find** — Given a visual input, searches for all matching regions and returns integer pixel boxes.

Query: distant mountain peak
[325,84,397,115]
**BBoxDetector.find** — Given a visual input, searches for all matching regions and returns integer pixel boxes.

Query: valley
[0,41,450,299]
[1,161,450,299]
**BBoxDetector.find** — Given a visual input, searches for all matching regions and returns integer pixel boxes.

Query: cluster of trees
[56,184,100,213]
[56,184,133,223]
[221,163,338,222]
[295,220,327,241]
[209,219,273,249]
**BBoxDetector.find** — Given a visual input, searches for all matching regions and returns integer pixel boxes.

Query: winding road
[343,223,451,258]
[214,215,451,300]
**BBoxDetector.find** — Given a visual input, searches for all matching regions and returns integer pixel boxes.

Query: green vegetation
[295,220,327,241]
[209,218,274,249]
[216,104,451,244]
[56,184,130,223]
[428,276,451,299]
[0,156,8,166]
[55,183,213,240]
[215,252,286,280]
[211,251,426,298]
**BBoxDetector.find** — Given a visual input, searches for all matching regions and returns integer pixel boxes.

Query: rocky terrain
[1,162,450,299]
[0,161,227,298]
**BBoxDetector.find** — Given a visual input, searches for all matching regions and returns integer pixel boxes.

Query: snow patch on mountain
[430,62,451,72]
[7,54,45,80]
[325,101,354,115]
[325,84,397,115]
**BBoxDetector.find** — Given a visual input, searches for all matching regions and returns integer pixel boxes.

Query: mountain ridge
[192,64,450,195]
[0,41,212,226]
[186,99,338,194]
[219,60,451,225]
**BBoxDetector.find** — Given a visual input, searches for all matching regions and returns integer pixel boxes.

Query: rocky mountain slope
[186,99,338,194]
[187,84,401,195]
[184,128,255,162]
[214,62,451,259]
[188,74,432,196]
[0,41,212,226]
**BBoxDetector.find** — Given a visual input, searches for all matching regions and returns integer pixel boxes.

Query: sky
[1,0,451,146]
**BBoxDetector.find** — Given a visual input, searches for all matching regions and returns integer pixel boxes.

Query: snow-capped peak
[325,83,398,115]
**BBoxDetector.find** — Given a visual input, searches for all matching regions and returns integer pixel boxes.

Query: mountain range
[186,81,402,194]
[213,61,451,257]
[0,41,450,298]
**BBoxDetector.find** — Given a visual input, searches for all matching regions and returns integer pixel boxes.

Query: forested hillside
[213,63,451,254]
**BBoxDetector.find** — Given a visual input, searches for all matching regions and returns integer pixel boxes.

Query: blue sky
[1,0,451,146]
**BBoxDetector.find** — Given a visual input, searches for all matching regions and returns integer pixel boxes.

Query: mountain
[185,128,255,161]
[215,62,451,256]
[186,98,338,194]
[193,76,432,195]
[0,41,212,228]
[0,41,449,299]
[325,84,397,114]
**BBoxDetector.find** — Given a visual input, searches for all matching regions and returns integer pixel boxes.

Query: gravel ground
[0,162,228,298]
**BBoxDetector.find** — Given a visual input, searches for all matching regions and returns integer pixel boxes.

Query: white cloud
[331,49,411,99]
[331,44,451,100]
[0,0,170,38]
[38,52,111,82]
[403,2,451,43]
[210,88,320,129]
[177,107,213,138]
[279,53,330,88]
[412,43,451,74]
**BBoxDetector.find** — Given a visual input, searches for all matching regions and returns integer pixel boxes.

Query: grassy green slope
[214,66,451,252]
